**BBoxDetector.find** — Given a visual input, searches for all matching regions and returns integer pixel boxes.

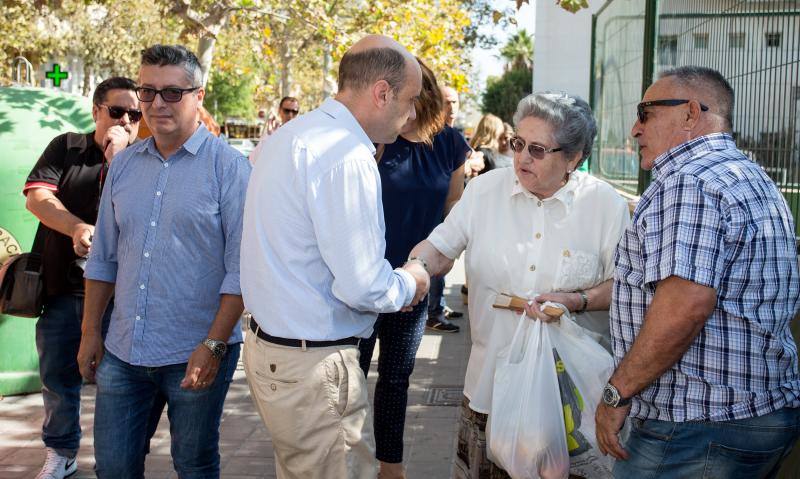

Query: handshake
[401,256,431,311]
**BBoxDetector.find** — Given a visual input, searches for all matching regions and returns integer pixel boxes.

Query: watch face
[603,385,617,405]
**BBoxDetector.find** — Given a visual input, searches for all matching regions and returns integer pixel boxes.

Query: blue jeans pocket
[633,419,674,441]
[702,443,785,479]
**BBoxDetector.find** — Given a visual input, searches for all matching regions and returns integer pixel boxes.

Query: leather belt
[248,317,360,348]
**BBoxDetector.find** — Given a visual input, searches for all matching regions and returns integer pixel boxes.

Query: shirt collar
[651,132,737,179]
[66,131,94,153]
[318,98,377,155]
[510,168,579,212]
[142,122,209,159]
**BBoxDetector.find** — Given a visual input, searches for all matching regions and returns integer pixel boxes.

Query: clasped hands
[400,260,430,311]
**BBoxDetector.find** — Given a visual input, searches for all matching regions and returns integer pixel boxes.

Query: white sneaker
[35,448,77,479]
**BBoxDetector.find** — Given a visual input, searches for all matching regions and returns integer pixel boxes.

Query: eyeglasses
[509,136,563,159]
[636,99,709,124]
[135,86,199,103]
[281,107,299,116]
[96,104,142,123]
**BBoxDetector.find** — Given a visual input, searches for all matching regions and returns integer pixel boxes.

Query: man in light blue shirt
[241,35,429,478]
[77,45,251,478]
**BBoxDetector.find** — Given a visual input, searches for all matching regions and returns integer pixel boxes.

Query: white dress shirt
[427,168,630,413]
[241,98,416,340]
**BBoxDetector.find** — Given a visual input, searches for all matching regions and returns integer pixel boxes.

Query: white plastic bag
[487,312,615,479]
[549,315,615,478]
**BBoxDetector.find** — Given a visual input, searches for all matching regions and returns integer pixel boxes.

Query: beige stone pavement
[0,263,470,479]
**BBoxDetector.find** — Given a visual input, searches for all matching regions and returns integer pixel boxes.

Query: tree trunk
[82,62,92,97]
[279,40,292,98]
[197,35,216,87]
[321,43,334,101]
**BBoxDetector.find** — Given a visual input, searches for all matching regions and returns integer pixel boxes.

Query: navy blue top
[380,125,470,268]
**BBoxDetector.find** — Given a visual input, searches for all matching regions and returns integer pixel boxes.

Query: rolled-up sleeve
[308,155,414,312]
[218,154,252,295]
[84,161,119,283]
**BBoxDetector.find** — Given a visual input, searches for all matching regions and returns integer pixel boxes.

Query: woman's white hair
[512,91,597,166]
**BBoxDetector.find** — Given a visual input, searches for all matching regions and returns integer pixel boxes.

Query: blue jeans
[36,294,114,458]
[614,407,800,478]
[359,298,428,463]
[93,344,240,479]
[427,276,446,319]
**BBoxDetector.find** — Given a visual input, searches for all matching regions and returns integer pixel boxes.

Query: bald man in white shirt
[241,35,428,479]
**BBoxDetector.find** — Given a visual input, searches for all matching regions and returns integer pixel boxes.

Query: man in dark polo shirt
[23,77,142,479]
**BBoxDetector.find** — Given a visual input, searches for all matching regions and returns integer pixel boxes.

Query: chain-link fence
[590,0,800,236]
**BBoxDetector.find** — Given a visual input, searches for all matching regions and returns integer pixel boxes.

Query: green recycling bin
[0,86,93,396]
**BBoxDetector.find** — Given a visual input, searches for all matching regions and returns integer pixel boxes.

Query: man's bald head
[441,85,460,127]
[338,34,418,95]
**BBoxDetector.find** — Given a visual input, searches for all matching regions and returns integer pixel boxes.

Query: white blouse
[427,168,630,413]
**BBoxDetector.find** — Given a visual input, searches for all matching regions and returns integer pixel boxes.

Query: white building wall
[532,0,604,100]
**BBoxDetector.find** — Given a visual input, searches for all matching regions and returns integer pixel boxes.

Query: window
[658,35,678,66]
[693,33,709,49]
[765,32,782,48]
[729,32,746,49]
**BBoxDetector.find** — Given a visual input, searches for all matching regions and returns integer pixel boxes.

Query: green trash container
[0,86,93,396]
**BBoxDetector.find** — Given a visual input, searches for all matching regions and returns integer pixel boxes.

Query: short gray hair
[659,66,734,129]
[140,44,202,87]
[513,92,597,166]
[337,47,407,95]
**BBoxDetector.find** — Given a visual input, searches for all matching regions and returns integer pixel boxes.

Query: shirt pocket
[553,249,602,292]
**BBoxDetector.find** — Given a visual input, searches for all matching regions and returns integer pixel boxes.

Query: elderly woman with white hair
[409,92,631,478]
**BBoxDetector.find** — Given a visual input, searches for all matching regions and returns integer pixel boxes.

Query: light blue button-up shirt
[86,124,251,367]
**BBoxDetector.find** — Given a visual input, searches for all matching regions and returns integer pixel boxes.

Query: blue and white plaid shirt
[612,132,800,422]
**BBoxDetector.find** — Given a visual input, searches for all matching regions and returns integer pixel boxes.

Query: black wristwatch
[602,382,632,408]
[202,338,227,360]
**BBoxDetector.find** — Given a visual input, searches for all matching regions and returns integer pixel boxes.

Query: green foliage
[557,0,590,13]
[204,71,256,119]
[500,29,534,71]
[481,68,532,124]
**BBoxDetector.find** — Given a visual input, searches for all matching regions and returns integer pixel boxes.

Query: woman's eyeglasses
[636,99,709,124]
[509,136,563,160]
[135,86,199,103]
[97,104,142,123]
[281,107,299,116]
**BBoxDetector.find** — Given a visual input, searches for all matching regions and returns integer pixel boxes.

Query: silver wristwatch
[602,382,631,408]
[202,338,227,360]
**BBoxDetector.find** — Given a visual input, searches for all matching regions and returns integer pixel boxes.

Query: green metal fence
[590,0,800,236]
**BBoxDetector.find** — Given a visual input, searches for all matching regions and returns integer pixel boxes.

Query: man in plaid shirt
[597,66,800,478]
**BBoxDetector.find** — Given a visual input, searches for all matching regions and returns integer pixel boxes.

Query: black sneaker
[444,306,463,319]
[426,317,460,333]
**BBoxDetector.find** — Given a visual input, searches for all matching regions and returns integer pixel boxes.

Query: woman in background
[358,58,470,479]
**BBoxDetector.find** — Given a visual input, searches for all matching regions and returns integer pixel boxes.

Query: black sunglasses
[281,107,299,115]
[509,136,563,160]
[97,104,142,123]
[637,99,709,124]
[135,86,199,103]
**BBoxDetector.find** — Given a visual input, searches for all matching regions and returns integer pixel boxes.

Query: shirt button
[537,201,543,207]
[150,221,156,226]
[270,383,277,391]
[164,163,169,168]
[143,252,150,258]
[139,284,145,290]
[535,233,542,239]
[156,191,162,196]
[135,315,141,320]
[529,264,536,272]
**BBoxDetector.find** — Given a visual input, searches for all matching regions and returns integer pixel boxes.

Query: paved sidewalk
[0,263,470,478]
